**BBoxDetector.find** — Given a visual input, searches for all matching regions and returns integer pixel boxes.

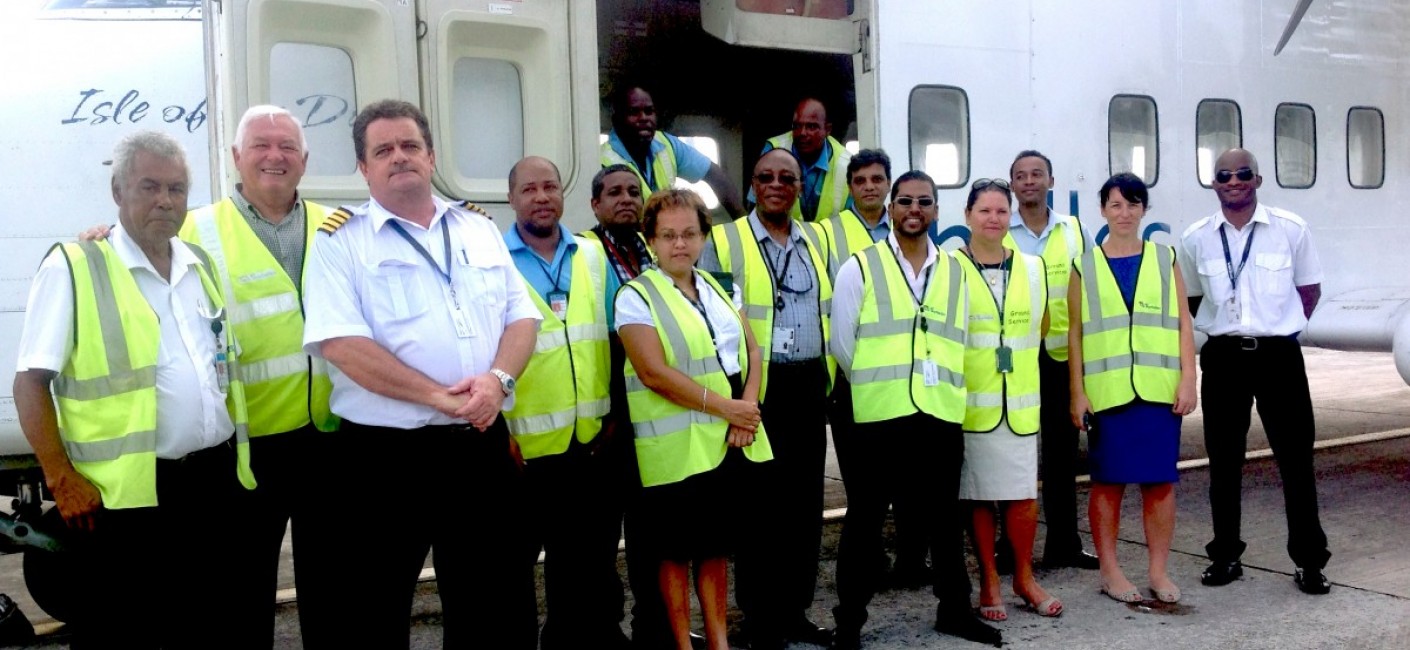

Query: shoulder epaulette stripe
[458,200,492,220]
[318,207,355,235]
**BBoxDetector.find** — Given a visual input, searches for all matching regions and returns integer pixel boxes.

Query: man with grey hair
[14,130,254,647]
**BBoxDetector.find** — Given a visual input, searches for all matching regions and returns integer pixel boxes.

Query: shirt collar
[886,231,938,273]
[1009,208,1057,240]
[109,224,200,284]
[504,221,577,262]
[232,183,302,224]
[1212,203,1271,232]
[369,195,451,233]
[747,210,807,247]
[608,129,663,160]
[794,137,833,172]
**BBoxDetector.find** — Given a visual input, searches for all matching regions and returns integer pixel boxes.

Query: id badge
[922,359,941,387]
[547,290,568,321]
[451,307,475,338]
[213,352,230,392]
[1227,295,1241,324]
[996,345,1014,373]
[772,327,795,355]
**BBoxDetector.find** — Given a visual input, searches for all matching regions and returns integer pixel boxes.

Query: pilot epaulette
[457,200,492,220]
[318,206,355,235]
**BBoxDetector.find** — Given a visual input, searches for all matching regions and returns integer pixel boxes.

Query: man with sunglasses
[828,171,1003,649]
[1004,150,1099,571]
[700,148,836,650]
[759,96,854,222]
[1178,148,1332,595]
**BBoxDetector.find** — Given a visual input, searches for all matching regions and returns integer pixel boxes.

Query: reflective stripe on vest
[504,238,612,460]
[765,133,851,222]
[1078,242,1181,412]
[850,244,968,423]
[711,216,835,397]
[955,250,1045,434]
[623,269,773,487]
[54,241,254,509]
[822,209,883,280]
[180,198,338,435]
[601,132,677,202]
[1003,215,1083,361]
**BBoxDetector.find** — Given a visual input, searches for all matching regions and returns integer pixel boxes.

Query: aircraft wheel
[21,511,78,623]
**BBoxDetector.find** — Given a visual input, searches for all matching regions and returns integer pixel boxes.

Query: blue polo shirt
[604,129,714,189]
[505,222,620,328]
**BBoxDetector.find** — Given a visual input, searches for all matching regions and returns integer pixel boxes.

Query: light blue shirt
[752,137,856,220]
[505,222,621,328]
[604,129,713,189]
[1006,208,1092,256]
[863,208,891,242]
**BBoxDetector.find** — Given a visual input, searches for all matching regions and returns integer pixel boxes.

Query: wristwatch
[490,368,516,396]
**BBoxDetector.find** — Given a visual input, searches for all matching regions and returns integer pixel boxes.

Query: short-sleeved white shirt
[830,233,944,376]
[1179,203,1323,337]
[302,197,541,428]
[615,272,746,376]
[16,227,234,459]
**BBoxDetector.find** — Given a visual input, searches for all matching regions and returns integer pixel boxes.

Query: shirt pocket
[1253,252,1293,296]
[1197,258,1229,301]
[458,262,506,317]
[367,261,429,323]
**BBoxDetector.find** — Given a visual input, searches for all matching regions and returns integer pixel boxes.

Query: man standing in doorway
[760,97,853,222]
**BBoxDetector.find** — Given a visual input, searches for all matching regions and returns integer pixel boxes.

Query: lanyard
[890,246,935,331]
[532,248,569,293]
[761,241,795,310]
[600,227,642,280]
[674,277,728,371]
[1218,222,1257,291]
[963,248,1010,320]
[388,217,457,307]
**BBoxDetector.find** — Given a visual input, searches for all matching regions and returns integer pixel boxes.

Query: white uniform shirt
[16,227,234,459]
[1179,203,1323,337]
[302,196,541,428]
[615,273,746,376]
[830,233,941,376]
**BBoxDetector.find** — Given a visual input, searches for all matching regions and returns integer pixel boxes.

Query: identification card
[547,290,568,321]
[922,359,940,387]
[772,327,795,355]
[451,307,474,338]
[210,320,229,392]
[996,345,1014,373]
[1227,295,1241,324]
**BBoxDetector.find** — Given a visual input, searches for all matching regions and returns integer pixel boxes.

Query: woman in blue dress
[1067,173,1197,604]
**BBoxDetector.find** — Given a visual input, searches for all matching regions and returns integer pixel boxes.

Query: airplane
[0,0,1407,622]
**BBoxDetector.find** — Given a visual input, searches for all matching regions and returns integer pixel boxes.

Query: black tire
[21,510,78,623]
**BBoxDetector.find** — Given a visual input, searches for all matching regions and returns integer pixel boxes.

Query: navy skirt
[1088,400,1181,484]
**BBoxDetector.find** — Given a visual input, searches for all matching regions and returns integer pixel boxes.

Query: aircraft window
[734,0,853,18]
[1108,95,1159,186]
[1347,107,1385,189]
[450,58,525,181]
[1196,99,1242,187]
[675,136,722,210]
[909,86,970,188]
[1275,103,1316,189]
[269,43,357,176]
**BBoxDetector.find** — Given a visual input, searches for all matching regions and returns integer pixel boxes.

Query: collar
[109,224,200,284]
[607,129,663,160]
[794,137,834,172]
[886,231,937,272]
[505,221,577,262]
[1009,207,1057,239]
[1212,203,1271,232]
[369,195,451,233]
[232,183,301,223]
[747,210,807,247]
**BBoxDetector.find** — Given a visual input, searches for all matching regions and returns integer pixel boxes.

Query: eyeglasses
[1213,167,1256,183]
[893,196,935,207]
[753,172,800,186]
[656,230,702,244]
[971,178,1011,191]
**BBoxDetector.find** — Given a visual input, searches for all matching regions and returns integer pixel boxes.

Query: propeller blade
[1274,0,1316,56]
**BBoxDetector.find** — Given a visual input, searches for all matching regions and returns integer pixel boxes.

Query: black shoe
[934,608,1002,648]
[829,626,862,650]
[1295,568,1332,595]
[782,617,834,646]
[1200,560,1243,586]
[1042,549,1100,570]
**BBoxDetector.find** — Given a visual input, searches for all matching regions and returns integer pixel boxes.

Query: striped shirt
[231,184,308,284]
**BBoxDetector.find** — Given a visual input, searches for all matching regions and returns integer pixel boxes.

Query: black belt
[157,437,233,467]
[1207,334,1297,351]
[769,358,824,368]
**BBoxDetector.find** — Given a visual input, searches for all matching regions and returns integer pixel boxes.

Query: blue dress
[1088,253,1182,484]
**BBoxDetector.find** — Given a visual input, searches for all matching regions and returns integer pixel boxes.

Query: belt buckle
[1239,336,1259,351]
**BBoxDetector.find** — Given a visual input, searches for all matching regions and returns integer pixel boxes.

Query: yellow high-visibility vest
[1003,213,1083,361]
[820,208,885,281]
[180,198,338,436]
[623,268,773,487]
[850,243,968,424]
[954,250,1046,434]
[764,132,851,222]
[1077,242,1182,412]
[53,240,255,509]
[505,238,612,459]
[710,215,835,397]
[601,132,677,202]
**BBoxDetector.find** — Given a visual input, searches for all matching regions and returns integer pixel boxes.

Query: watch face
[504,376,516,391]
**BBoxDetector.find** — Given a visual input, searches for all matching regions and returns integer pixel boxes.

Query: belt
[1208,334,1296,351]
[768,358,824,369]
[157,437,233,467]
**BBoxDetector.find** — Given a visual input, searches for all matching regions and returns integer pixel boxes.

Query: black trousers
[832,414,969,630]
[527,438,630,649]
[1201,335,1331,569]
[69,439,245,650]
[736,360,830,634]
[297,419,537,650]
[229,424,320,650]
[1038,348,1084,556]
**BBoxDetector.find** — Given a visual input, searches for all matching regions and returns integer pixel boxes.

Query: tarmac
[2,348,1409,649]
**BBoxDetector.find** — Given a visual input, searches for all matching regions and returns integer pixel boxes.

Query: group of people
[10,87,1333,650]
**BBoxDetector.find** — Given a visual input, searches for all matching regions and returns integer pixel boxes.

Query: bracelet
[701,387,709,412]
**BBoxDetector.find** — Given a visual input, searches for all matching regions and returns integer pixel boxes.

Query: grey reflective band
[858,245,910,339]
[722,221,747,281]
[578,397,611,418]
[1133,351,1182,370]
[64,429,158,463]
[635,278,693,364]
[801,225,825,263]
[857,319,911,337]
[53,366,158,401]
[1155,243,1173,323]
[78,241,135,375]
[508,407,577,436]
[1084,356,1132,375]
[1081,250,1104,326]
[240,353,307,384]
[831,216,852,273]
[633,408,722,439]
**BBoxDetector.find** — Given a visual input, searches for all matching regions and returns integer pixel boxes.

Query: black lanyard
[532,248,569,293]
[600,227,643,280]
[963,248,1010,319]
[759,237,813,311]
[674,277,727,371]
[388,218,457,306]
[890,246,935,333]
[1218,222,1257,291]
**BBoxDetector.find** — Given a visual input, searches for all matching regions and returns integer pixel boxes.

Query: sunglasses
[971,178,1010,190]
[893,196,935,207]
[754,172,800,186]
[1214,168,1256,183]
